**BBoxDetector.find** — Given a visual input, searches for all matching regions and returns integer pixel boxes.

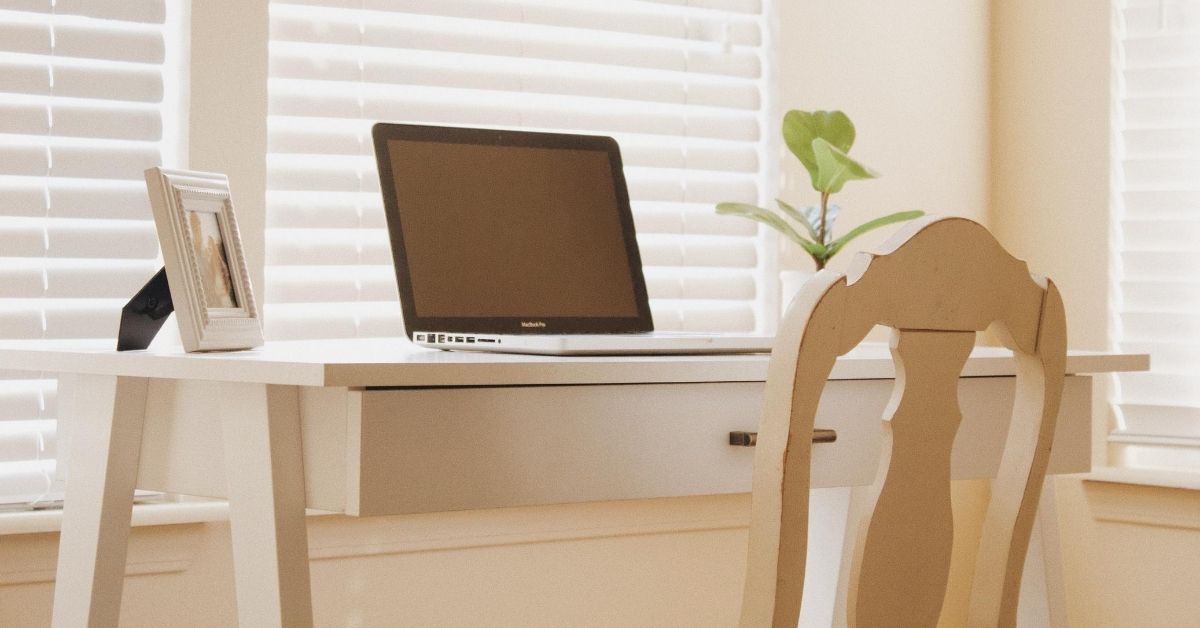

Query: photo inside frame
[184,202,239,309]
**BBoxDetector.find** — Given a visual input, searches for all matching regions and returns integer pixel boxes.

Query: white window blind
[0,1,168,507]
[265,0,773,340]
[1112,0,1200,468]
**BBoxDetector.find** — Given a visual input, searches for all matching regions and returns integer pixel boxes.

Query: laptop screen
[374,124,654,337]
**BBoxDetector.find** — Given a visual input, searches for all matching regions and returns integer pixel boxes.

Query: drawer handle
[729,429,837,447]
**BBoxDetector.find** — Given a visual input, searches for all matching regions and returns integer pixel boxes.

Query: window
[1111,0,1200,469]
[264,0,775,341]
[0,1,173,507]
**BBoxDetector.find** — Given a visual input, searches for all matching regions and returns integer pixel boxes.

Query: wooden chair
[740,216,1067,627]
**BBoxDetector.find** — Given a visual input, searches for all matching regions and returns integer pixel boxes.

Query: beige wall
[1053,479,1200,627]
[0,498,754,628]
[989,0,1112,351]
[184,0,270,302]
[0,522,238,627]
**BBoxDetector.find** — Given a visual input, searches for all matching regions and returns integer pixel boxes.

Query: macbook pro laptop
[372,122,774,356]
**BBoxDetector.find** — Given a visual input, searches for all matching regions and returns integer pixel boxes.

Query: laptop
[372,123,774,356]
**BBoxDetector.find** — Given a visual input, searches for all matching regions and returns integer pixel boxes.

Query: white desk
[0,339,1147,627]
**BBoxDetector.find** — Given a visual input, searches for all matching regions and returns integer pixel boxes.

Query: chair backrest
[739,216,1067,628]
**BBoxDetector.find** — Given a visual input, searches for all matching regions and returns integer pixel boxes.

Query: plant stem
[818,191,830,244]
[814,191,831,270]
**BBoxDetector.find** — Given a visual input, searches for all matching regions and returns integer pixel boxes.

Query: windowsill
[0,500,230,536]
[1082,467,1200,531]
[0,498,348,536]
[1082,466,1200,491]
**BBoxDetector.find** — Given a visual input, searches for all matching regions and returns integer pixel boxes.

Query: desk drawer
[349,383,765,516]
[343,377,1090,516]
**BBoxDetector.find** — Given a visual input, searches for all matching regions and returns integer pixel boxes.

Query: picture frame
[144,167,264,352]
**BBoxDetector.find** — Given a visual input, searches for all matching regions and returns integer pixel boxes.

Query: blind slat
[54,0,166,24]
[1123,128,1200,159]
[279,0,763,18]
[649,299,757,331]
[0,217,158,258]
[0,259,159,298]
[0,23,164,65]
[0,303,122,339]
[1122,96,1200,129]
[7,0,166,24]
[1119,373,1200,407]
[1122,189,1200,216]
[0,103,162,140]
[1119,404,1200,439]
[0,180,153,220]
[269,91,760,141]
[1122,250,1200,281]
[1120,341,1200,373]
[0,422,56,463]
[0,21,48,55]
[270,53,761,110]
[265,299,763,337]
[264,163,761,198]
[0,144,161,179]
[1120,218,1200,249]
[0,381,55,422]
[267,134,761,170]
[271,3,762,47]
[0,63,163,103]
[1118,281,1200,312]
[265,230,760,269]
[265,265,760,304]
[0,460,55,505]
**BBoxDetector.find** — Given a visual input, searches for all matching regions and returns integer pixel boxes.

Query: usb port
[466,337,476,344]
[414,333,426,342]
[455,336,464,343]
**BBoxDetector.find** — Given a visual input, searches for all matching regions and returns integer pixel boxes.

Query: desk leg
[52,375,148,628]
[1039,479,1070,627]
[220,382,314,628]
[798,487,854,628]
[1018,478,1069,628]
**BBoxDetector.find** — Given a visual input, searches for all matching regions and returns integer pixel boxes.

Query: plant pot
[779,269,813,315]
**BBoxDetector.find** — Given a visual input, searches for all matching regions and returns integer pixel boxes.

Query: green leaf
[811,137,878,194]
[774,198,818,240]
[716,202,827,258]
[826,210,925,258]
[782,110,856,189]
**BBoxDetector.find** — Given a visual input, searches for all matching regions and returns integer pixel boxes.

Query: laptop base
[412,331,773,356]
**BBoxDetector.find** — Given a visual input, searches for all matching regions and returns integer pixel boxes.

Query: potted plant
[717,110,923,272]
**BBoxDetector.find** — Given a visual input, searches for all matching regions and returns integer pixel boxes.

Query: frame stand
[117,267,174,352]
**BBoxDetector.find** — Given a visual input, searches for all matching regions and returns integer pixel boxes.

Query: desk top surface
[0,338,1149,388]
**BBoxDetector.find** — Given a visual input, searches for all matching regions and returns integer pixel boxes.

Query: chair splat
[849,329,975,627]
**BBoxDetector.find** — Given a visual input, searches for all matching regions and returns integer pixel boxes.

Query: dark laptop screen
[374,124,653,336]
